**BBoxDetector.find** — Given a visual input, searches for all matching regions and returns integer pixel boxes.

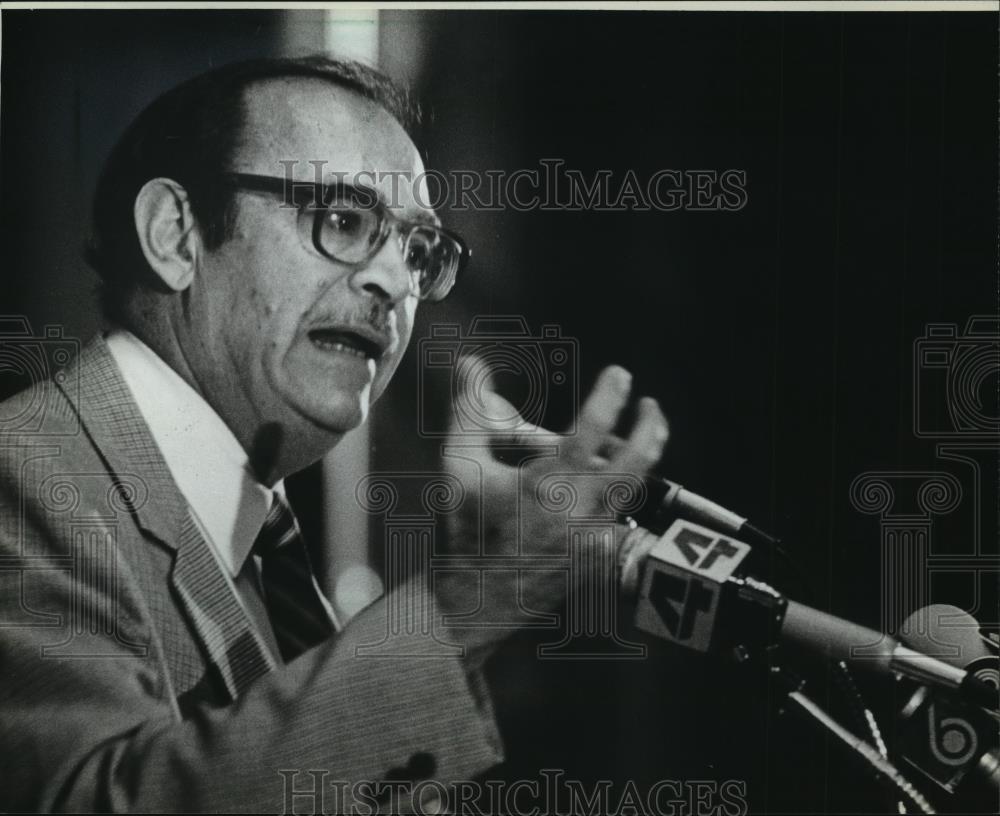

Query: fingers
[448,356,667,474]
[607,396,669,476]
[568,365,633,466]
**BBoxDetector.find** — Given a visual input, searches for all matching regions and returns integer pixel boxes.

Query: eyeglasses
[221,172,468,302]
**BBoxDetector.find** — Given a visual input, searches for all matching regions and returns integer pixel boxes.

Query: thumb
[617,523,661,601]
[449,352,498,433]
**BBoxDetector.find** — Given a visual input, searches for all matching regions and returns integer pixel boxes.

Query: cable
[831,660,905,813]
[786,689,936,815]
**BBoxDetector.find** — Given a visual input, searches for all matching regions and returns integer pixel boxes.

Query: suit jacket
[0,336,502,813]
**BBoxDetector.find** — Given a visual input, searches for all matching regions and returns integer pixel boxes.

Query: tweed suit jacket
[0,336,502,813]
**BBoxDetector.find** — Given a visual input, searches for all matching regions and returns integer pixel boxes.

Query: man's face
[186,79,431,451]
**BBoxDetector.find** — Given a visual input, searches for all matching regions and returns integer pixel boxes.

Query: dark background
[2,10,997,814]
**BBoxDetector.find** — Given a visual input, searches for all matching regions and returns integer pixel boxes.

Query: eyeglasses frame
[220,171,469,302]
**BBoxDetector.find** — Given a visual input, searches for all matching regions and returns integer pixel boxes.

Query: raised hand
[436,356,669,664]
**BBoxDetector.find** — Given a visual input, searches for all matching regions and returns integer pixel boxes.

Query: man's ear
[133,178,201,292]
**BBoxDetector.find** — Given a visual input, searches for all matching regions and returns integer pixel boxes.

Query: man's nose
[349,232,416,304]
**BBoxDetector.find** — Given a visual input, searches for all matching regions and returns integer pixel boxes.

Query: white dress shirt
[106,329,282,571]
[106,329,287,654]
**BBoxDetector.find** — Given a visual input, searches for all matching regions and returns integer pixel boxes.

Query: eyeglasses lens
[405,227,461,301]
[315,204,381,264]
[309,194,460,302]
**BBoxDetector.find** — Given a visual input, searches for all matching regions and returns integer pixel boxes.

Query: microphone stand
[714,577,937,813]
[625,512,986,812]
[773,665,936,815]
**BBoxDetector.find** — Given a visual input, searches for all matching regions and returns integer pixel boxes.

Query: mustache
[311,301,395,335]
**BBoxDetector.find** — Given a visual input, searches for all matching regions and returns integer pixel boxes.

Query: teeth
[312,338,369,359]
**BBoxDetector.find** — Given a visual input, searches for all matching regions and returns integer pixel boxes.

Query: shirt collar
[105,329,282,575]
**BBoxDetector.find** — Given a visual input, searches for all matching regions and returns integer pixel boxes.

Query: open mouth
[308,329,384,362]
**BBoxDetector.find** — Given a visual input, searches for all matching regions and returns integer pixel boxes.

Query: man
[0,56,668,812]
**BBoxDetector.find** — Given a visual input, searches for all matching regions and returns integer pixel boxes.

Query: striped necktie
[253,495,337,662]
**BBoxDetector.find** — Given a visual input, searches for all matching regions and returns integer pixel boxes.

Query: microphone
[894,605,1000,794]
[780,601,998,710]
[630,519,999,711]
[899,605,1000,690]
[635,477,781,550]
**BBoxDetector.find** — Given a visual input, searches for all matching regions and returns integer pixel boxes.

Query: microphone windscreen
[900,604,998,689]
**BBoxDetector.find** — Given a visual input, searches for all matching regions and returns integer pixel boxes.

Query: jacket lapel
[57,335,276,699]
